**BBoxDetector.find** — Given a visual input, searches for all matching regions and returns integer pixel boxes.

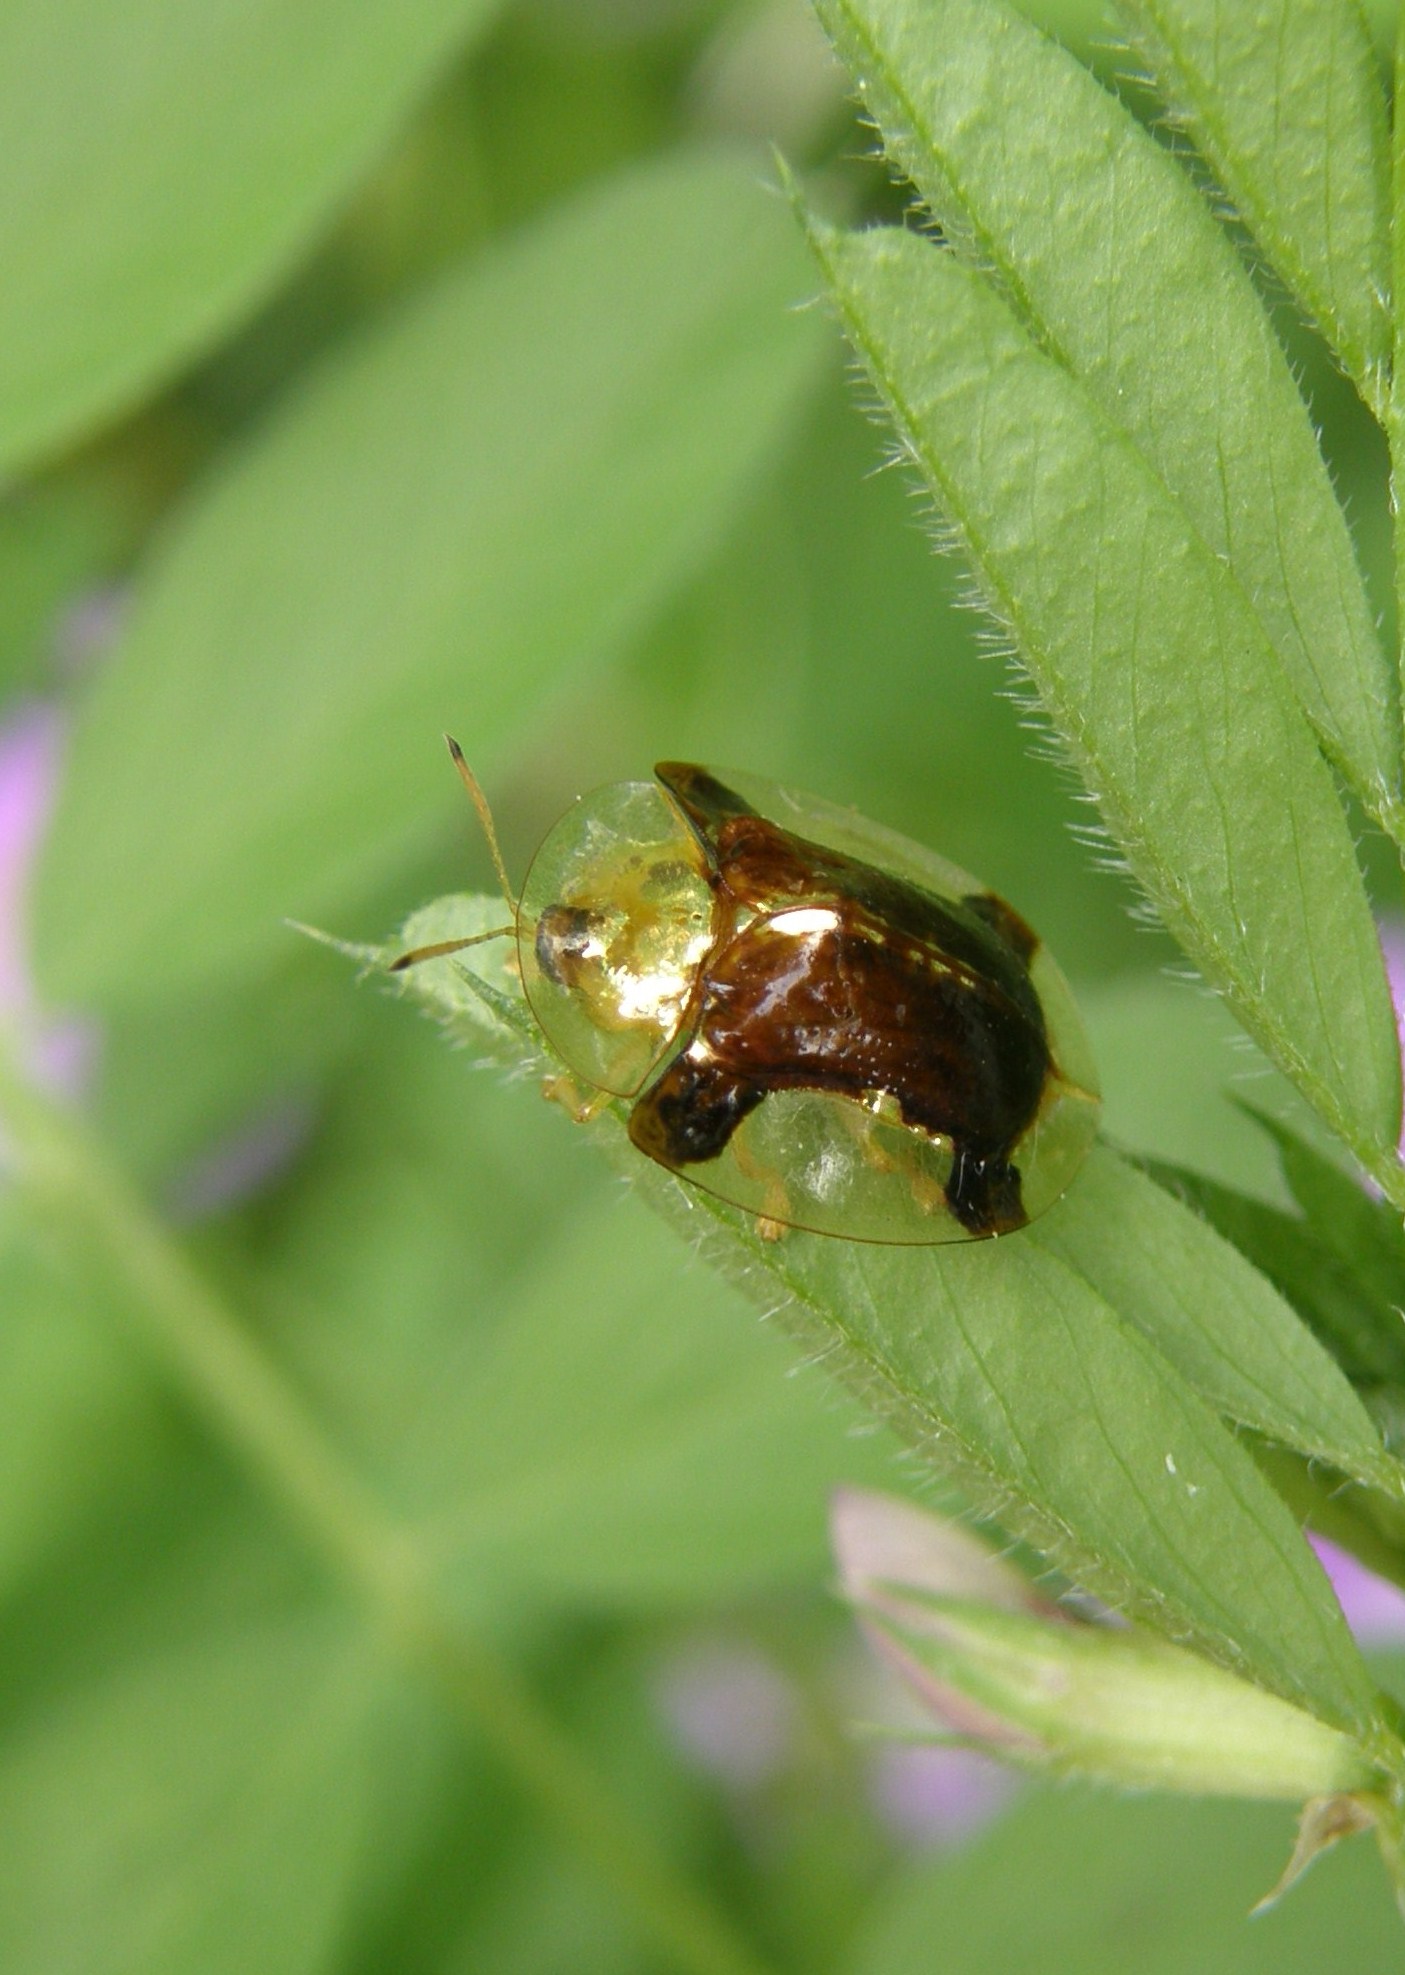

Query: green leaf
[33,150,827,1010]
[1146,1161,1405,1394]
[849,1790,1402,1973]
[1030,1150,1399,1500]
[376,899,1394,1750]
[606,374,1151,978]
[0,0,502,483]
[805,215,1401,1182]
[0,1612,373,1975]
[1080,971,1295,1202]
[438,1211,904,1608]
[1252,1109,1405,1325]
[1149,1114,1405,1404]
[738,1200,1381,1739]
[94,945,361,1186]
[254,1010,902,1612]
[1394,14,1405,682]
[1117,0,1392,417]
[431,1640,714,1975]
[810,0,1398,826]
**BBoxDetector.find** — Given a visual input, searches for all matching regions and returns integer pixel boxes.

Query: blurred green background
[3,0,1405,1968]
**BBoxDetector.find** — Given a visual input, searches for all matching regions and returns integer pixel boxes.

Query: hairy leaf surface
[1118,0,1391,414]
[807,216,1401,1176]
[812,0,1397,820]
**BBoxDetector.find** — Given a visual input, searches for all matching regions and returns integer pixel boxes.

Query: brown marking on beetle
[628,767,1053,1236]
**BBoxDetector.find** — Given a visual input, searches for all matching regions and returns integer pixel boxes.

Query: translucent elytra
[520,766,1101,1243]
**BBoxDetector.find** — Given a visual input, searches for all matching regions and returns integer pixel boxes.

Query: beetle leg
[726,1127,793,1239]
[542,1073,613,1126]
[832,1096,947,1220]
[835,1093,901,1176]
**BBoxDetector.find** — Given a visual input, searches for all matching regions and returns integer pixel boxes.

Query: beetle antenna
[389,925,514,973]
[444,735,517,915]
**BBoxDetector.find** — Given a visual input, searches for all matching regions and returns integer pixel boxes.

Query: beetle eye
[534,904,599,988]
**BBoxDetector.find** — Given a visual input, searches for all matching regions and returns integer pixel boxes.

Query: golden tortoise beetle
[393,742,1100,1243]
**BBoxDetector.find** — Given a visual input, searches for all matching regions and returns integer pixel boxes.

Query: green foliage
[0,1611,375,1975]
[803,209,1400,1184]
[253,1014,902,1613]
[5,0,1405,1966]
[384,903,1399,1753]
[1031,1152,1395,1494]
[812,0,1398,824]
[1116,0,1392,415]
[33,150,826,1005]
[852,1790,1404,1972]
[1150,1122,1405,1401]
[0,1223,167,1603]
[0,0,503,482]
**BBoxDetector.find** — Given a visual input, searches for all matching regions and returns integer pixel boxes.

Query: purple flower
[869,1741,1014,1849]
[0,705,98,1096]
[0,705,61,1014]
[1311,1535,1405,1648]
[1378,920,1405,1153]
[653,1637,798,1791]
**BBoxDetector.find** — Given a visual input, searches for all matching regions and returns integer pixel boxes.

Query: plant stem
[0,1049,775,1975]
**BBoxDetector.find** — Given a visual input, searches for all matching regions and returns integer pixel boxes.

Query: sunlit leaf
[1032,1151,1398,1501]
[1148,1154,1405,1396]
[1253,1109,1405,1325]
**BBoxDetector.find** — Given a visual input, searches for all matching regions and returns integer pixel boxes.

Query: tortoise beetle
[396,745,1099,1243]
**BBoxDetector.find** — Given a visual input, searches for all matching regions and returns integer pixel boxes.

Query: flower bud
[832,1489,1382,1802]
